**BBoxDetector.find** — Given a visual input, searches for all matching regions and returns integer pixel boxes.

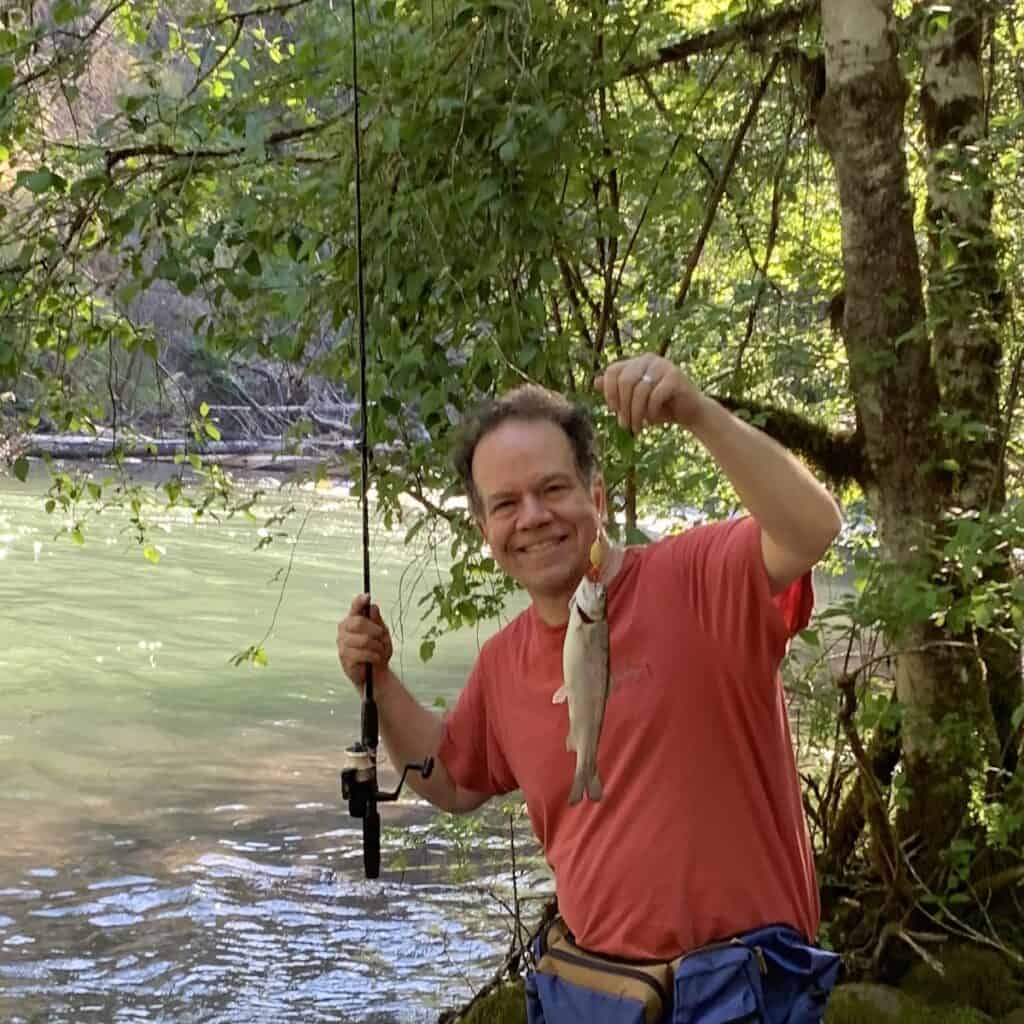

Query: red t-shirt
[438,516,819,960]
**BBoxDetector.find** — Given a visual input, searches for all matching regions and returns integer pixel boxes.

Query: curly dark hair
[452,385,598,518]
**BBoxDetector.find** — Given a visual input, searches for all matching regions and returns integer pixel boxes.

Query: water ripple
[0,837,521,1023]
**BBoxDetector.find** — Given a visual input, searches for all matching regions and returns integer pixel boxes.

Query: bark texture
[816,0,995,891]
[920,0,1021,781]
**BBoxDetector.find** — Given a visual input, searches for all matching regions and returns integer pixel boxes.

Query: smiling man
[337,352,844,1022]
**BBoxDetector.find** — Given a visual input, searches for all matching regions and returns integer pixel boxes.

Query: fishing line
[350,0,372,645]
[341,0,433,882]
[347,0,381,880]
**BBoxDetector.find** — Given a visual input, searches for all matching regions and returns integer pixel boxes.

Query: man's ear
[591,474,607,522]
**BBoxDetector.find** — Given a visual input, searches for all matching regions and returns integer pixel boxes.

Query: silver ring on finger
[639,372,656,386]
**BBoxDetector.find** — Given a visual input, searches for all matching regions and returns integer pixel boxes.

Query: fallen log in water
[18,432,384,471]
[24,434,290,459]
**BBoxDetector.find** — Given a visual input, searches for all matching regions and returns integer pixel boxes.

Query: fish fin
[568,774,584,805]
[552,685,567,705]
[587,772,604,802]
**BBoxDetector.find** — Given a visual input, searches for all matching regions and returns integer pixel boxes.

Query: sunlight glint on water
[0,469,544,1023]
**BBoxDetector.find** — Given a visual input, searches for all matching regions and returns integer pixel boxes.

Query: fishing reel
[341,697,434,879]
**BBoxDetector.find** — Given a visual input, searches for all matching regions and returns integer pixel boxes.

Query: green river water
[0,465,545,1023]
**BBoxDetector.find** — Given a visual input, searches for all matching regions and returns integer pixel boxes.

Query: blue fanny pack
[525,917,842,1024]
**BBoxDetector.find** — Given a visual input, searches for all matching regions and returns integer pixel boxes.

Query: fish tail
[568,764,603,805]
[568,774,585,805]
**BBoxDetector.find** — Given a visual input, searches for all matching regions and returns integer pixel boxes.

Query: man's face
[472,419,604,606]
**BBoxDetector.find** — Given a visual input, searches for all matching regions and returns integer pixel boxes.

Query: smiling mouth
[517,536,567,556]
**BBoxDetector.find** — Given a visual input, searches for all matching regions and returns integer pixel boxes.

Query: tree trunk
[816,0,990,892]
[921,0,1003,511]
[920,0,1021,781]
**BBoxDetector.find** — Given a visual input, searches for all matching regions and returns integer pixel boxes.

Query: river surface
[0,465,547,1023]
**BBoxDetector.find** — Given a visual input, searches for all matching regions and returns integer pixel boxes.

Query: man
[337,353,843,1017]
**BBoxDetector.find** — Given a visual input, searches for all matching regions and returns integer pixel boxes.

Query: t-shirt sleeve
[665,516,813,670]
[437,645,517,797]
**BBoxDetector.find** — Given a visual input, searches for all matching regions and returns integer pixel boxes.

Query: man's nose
[518,493,552,528]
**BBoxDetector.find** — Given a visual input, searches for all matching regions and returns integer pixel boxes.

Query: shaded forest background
[1,0,1023,997]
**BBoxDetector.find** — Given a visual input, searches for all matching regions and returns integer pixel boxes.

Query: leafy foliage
[2,0,1023,971]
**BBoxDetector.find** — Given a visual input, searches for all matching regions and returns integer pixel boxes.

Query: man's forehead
[472,420,577,493]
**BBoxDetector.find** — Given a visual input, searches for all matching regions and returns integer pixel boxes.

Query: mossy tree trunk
[817,0,1015,902]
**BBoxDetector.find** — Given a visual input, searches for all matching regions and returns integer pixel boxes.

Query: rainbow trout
[555,572,610,805]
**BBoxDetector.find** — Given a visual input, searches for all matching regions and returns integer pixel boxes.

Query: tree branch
[203,0,315,27]
[661,52,781,354]
[11,0,131,91]
[622,0,816,79]
[594,31,619,359]
[186,16,244,99]
[104,116,342,172]
[713,393,866,487]
[732,95,797,393]
[820,693,902,882]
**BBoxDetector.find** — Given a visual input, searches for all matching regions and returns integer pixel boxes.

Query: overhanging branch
[104,116,343,172]
[11,0,131,92]
[204,0,315,26]
[622,0,817,79]
[713,394,867,488]
[660,51,781,353]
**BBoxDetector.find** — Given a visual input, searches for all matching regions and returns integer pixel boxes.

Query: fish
[555,572,610,805]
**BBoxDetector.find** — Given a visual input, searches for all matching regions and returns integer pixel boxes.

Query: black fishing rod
[340,0,432,881]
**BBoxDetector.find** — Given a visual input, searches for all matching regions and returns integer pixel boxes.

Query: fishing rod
[340,0,433,881]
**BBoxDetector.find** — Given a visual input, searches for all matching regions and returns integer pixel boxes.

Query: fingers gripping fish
[555,541,611,805]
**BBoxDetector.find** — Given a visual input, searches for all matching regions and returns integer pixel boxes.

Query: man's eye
[546,483,566,494]
[493,500,513,512]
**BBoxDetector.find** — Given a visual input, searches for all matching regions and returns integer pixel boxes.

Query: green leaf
[1012,703,1024,733]
[12,456,28,482]
[143,544,161,564]
[0,65,14,91]
[420,639,436,662]
[19,169,66,194]
[242,249,262,276]
[204,421,221,441]
[52,0,77,24]
[498,138,520,162]
[798,627,820,648]
[154,254,179,281]
[251,646,268,667]
[71,526,85,545]
[199,401,210,417]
